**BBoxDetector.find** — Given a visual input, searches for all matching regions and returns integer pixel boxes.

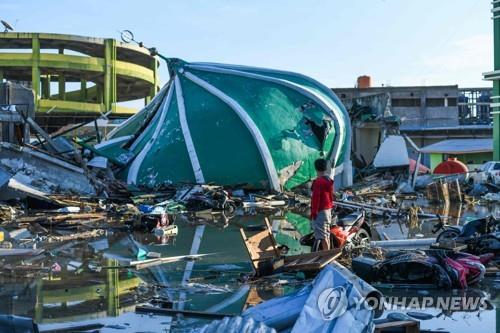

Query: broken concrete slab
[0,142,97,201]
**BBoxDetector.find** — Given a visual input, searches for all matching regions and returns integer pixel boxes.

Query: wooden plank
[264,217,280,250]
[239,222,280,274]
[41,323,105,333]
[136,305,234,319]
[129,253,212,270]
[283,249,341,272]
[246,230,278,258]
[240,220,341,275]
[243,286,265,310]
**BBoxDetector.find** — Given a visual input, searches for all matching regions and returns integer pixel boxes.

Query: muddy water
[0,214,307,332]
[0,205,498,332]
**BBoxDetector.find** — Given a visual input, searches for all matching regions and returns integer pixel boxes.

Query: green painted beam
[31,36,40,109]
[38,98,136,115]
[38,99,105,113]
[0,53,104,72]
[0,32,152,57]
[41,75,50,99]
[106,259,119,316]
[115,60,156,84]
[80,79,87,101]
[146,57,159,105]
[40,276,139,304]
[0,53,156,84]
[58,48,66,100]
[104,38,117,113]
[0,32,160,117]
[58,76,66,101]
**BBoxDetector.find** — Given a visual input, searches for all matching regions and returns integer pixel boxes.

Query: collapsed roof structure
[96,58,351,191]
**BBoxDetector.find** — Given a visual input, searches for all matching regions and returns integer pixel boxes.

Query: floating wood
[39,323,105,333]
[239,217,280,269]
[129,253,213,270]
[46,229,106,243]
[243,286,265,310]
[282,249,341,272]
[240,217,341,276]
[136,305,234,319]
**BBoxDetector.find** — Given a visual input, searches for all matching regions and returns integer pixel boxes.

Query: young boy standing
[310,158,334,251]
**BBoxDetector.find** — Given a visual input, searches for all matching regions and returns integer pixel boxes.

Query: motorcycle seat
[338,213,360,226]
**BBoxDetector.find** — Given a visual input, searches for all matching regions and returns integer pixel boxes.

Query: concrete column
[41,75,51,99]
[31,36,40,111]
[104,39,117,113]
[80,79,87,101]
[58,76,66,100]
[146,57,159,105]
[420,91,426,128]
[96,83,103,104]
[58,48,66,100]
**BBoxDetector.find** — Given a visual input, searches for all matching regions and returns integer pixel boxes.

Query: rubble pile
[0,113,497,332]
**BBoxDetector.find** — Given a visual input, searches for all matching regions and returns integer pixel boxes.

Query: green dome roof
[96,59,350,191]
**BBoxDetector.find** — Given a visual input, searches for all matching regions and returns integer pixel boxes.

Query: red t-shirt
[310,176,334,220]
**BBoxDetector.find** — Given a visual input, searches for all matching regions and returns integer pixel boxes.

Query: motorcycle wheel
[436,228,460,243]
[352,229,371,247]
[223,202,237,217]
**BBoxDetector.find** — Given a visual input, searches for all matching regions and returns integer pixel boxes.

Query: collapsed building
[95,58,352,191]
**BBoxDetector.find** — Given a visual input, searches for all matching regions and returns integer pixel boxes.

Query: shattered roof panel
[99,58,351,191]
[420,139,493,154]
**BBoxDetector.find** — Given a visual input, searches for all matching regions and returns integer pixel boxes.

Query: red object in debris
[433,157,469,175]
[330,225,348,248]
[409,158,431,174]
[478,253,495,264]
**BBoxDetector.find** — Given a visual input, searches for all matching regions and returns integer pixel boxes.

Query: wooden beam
[136,305,234,319]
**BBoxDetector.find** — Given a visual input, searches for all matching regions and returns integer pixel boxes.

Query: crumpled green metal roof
[96,58,350,191]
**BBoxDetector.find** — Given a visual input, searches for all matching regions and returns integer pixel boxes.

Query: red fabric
[409,158,431,174]
[433,158,468,174]
[310,176,334,220]
[330,226,347,248]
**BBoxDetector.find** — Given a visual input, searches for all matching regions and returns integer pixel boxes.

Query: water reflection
[0,209,496,332]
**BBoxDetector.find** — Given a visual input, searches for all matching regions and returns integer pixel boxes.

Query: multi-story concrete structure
[0,32,160,131]
[334,84,493,129]
[333,80,492,167]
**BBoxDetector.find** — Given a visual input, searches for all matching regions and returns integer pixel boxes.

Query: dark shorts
[312,209,331,240]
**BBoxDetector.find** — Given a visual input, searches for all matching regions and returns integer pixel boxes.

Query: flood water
[0,203,499,332]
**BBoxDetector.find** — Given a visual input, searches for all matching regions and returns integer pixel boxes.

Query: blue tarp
[242,264,375,332]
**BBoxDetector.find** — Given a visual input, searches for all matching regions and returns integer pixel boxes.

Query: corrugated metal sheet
[420,139,493,154]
